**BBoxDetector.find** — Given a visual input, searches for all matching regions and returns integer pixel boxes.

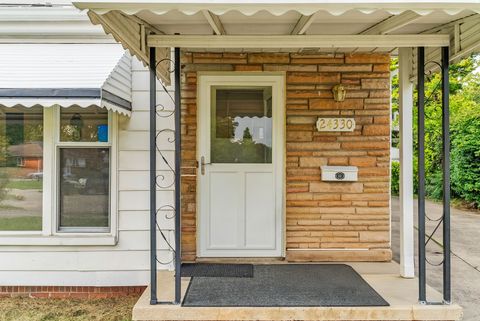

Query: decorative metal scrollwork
[154,58,177,267]
[422,59,446,269]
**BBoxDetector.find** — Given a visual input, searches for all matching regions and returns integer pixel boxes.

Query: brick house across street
[1,1,480,320]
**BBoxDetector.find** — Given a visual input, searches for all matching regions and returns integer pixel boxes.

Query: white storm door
[198,74,284,257]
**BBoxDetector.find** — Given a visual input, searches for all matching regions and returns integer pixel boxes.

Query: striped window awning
[0,43,132,116]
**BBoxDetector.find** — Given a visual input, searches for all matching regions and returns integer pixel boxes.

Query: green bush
[451,114,480,205]
[391,161,400,195]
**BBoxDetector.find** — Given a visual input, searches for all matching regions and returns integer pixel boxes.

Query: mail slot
[321,166,358,182]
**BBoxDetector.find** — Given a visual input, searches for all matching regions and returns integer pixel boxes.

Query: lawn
[6,180,43,190]
[0,295,138,321]
[0,216,42,231]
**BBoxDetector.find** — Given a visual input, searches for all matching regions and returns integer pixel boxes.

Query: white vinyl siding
[0,57,174,286]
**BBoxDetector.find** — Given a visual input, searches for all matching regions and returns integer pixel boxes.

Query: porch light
[332,84,347,102]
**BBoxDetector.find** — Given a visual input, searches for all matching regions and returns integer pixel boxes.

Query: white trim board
[147,34,450,49]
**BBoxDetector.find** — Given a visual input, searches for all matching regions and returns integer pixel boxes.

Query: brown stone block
[287,116,317,124]
[310,98,364,110]
[345,53,390,64]
[358,167,390,177]
[291,57,344,64]
[299,156,328,167]
[328,157,349,165]
[287,72,340,84]
[349,156,377,167]
[248,53,290,63]
[356,207,389,215]
[310,182,363,193]
[373,115,390,124]
[287,183,309,193]
[373,64,391,72]
[346,90,370,98]
[363,124,390,136]
[361,78,390,89]
[234,64,262,71]
[355,109,390,116]
[369,89,391,98]
[342,72,390,79]
[287,90,332,98]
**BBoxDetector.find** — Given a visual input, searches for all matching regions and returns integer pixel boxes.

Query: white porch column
[398,47,415,278]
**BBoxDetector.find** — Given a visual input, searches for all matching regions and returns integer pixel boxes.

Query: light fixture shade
[332,84,347,102]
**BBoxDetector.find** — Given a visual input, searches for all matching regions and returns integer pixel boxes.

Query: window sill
[0,234,117,246]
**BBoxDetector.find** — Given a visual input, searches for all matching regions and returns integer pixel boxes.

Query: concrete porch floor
[132,262,462,321]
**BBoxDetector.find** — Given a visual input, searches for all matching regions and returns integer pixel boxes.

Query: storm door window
[57,107,110,232]
[211,87,273,163]
[0,106,43,231]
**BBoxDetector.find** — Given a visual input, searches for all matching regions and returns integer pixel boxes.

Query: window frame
[0,105,118,245]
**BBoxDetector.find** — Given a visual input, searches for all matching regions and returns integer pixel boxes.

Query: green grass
[0,216,42,231]
[6,180,42,190]
[0,296,138,321]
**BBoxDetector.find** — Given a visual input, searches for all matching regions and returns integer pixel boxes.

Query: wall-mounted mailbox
[321,166,358,182]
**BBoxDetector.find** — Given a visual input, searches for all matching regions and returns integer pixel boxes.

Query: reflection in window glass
[211,87,273,163]
[59,148,109,230]
[60,106,108,142]
[0,106,43,231]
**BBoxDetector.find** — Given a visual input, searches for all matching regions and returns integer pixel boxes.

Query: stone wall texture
[180,52,391,262]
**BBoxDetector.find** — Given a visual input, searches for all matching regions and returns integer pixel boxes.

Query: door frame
[196,72,286,258]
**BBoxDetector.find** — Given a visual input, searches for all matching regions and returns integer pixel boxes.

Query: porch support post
[441,46,451,304]
[398,47,415,278]
[174,47,182,304]
[417,46,427,304]
[149,46,158,305]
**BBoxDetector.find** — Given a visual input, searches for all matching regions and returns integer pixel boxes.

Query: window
[0,106,43,231]
[57,106,110,232]
[211,87,273,164]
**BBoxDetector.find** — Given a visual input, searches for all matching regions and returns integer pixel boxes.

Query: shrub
[451,114,480,206]
[391,161,400,195]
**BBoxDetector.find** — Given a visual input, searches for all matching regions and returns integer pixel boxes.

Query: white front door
[197,74,284,257]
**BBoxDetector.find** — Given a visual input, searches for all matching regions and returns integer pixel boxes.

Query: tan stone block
[369,201,390,207]
[287,90,332,99]
[287,142,341,150]
[286,193,314,201]
[309,98,364,110]
[358,167,390,177]
[299,157,328,167]
[291,57,344,64]
[310,182,363,193]
[359,231,390,242]
[287,131,313,142]
[346,90,370,98]
[363,124,390,136]
[355,109,390,116]
[328,157,349,166]
[248,53,290,63]
[317,64,372,72]
[234,64,262,71]
[345,53,390,64]
[341,193,389,201]
[264,64,317,72]
[356,207,389,215]
[342,141,390,150]
[287,183,309,193]
[369,90,391,98]
[287,116,317,124]
[342,72,390,79]
[361,78,390,89]
[287,72,340,84]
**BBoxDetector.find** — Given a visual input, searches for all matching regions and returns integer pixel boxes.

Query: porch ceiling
[73,1,480,82]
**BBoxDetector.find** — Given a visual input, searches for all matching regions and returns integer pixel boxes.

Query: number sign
[316,117,355,132]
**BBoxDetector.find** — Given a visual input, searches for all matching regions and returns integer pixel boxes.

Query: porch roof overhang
[73,0,480,83]
[0,43,132,116]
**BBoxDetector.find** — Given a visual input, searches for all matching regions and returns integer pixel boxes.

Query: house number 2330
[316,117,356,132]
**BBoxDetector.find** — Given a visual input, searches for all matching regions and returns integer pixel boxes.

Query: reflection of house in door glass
[233,116,272,147]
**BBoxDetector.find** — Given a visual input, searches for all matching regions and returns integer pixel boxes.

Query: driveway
[391,197,480,321]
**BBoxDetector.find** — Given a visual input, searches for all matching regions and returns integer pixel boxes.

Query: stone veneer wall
[180,52,391,262]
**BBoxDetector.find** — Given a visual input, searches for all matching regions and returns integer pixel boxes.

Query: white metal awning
[72,0,480,82]
[0,43,132,116]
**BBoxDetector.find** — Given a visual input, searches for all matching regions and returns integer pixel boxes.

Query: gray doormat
[182,264,389,307]
[181,263,254,278]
